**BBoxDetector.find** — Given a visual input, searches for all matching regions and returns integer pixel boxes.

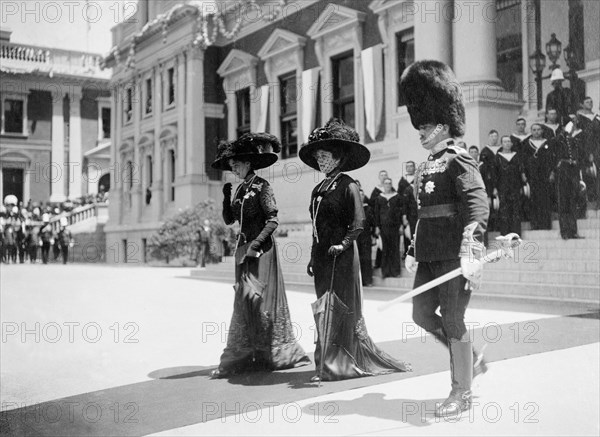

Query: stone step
[198,262,599,288]
[484,269,600,286]
[486,258,599,273]
[480,281,599,302]
[189,269,598,304]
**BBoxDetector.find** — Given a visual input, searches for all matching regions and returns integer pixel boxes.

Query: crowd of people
[466,94,599,241]
[0,186,109,265]
[0,206,74,265]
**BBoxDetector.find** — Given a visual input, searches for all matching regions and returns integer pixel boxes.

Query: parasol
[310,256,350,386]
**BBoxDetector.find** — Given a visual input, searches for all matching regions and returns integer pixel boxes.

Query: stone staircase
[191,210,600,306]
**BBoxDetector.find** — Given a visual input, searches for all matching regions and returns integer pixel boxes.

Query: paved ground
[1,264,598,436]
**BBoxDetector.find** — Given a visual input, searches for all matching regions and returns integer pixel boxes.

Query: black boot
[436,339,473,417]
[431,328,487,379]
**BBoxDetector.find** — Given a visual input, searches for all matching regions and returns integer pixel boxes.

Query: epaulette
[447,145,468,155]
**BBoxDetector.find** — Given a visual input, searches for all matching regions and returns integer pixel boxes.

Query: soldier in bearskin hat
[400,60,490,417]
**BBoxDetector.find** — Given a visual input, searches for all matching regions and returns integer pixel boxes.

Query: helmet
[550,68,565,82]
[42,213,50,223]
[4,194,18,206]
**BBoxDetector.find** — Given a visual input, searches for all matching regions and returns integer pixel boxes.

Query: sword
[378,229,522,312]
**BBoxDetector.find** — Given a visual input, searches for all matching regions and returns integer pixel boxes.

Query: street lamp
[545,33,562,70]
[529,48,547,110]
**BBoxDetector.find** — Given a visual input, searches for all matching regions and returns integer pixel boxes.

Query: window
[332,52,355,128]
[124,87,133,124]
[127,160,134,190]
[236,88,251,138]
[146,155,153,187]
[169,150,176,202]
[496,0,522,95]
[145,77,153,115]
[167,67,175,107]
[3,99,24,134]
[280,73,298,159]
[101,107,111,139]
[396,30,414,107]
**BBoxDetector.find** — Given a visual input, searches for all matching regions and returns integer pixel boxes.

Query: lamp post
[545,33,562,71]
[529,48,546,111]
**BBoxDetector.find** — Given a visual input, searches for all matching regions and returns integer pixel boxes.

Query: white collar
[498,151,516,161]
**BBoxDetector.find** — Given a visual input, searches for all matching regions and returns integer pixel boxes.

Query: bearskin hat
[399,60,465,138]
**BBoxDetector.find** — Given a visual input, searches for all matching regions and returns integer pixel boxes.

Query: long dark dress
[374,193,403,278]
[309,172,411,380]
[522,139,553,229]
[495,151,525,235]
[217,172,310,375]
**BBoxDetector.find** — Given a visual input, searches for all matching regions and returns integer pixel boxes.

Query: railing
[0,40,110,79]
[48,202,108,232]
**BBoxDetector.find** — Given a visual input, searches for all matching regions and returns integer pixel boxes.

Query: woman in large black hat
[210,132,310,378]
[300,118,411,382]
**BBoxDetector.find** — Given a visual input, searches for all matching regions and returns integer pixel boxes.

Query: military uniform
[408,140,488,337]
[400,60,490,417]
[551,129,586,238]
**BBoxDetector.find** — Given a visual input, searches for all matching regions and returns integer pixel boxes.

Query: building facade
[103,0,599,262]
[0,29,112,205]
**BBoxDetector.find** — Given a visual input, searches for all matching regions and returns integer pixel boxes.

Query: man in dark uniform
[398,161,418,258]
[550,119,587,239]
[40,214,54,264]
[57,217,74,264]
[545,68,577,127]
[400,60,490,418]
[479,130,501,242]
[541,108,564,141]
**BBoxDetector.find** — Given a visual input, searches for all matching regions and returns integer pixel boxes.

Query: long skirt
[217,239,310,374]
[312,243,411,381]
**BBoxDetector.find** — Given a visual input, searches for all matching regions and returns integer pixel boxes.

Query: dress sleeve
[222,196,235,225]
[249,182,279,251]
[448,153,489,244]
[340,181,365,249]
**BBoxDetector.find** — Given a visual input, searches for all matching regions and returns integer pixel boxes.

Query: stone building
[102,0,599,262]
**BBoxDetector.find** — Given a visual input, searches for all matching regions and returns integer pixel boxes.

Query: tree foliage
[148,199,236,263]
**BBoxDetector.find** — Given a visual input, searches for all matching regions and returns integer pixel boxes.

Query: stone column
[185,45,205,177]
[414,0,453,64]
[153,65,164,218]
[453,0,501,84]
[68,87,82,199]
[50,91,66,202]
[177,52,186,177]
[132,76,143,222]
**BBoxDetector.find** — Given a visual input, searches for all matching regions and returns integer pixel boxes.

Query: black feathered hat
[211,132,280,171]
[299,118,370,172]
[399,60,465,138]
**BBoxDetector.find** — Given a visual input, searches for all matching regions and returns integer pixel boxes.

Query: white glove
[461,256,483,284]
[405,255,418,273]
[69,242,74,248]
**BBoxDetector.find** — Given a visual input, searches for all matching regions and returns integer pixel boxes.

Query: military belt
[418,203,458,219]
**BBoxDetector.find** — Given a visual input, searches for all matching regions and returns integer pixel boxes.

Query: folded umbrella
[310,256,350,385]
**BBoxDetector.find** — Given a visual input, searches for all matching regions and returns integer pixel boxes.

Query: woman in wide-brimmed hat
[209,132,310,378]
[300,118,411,382]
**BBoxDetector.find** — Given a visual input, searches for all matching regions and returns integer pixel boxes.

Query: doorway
[2,168,24,202]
